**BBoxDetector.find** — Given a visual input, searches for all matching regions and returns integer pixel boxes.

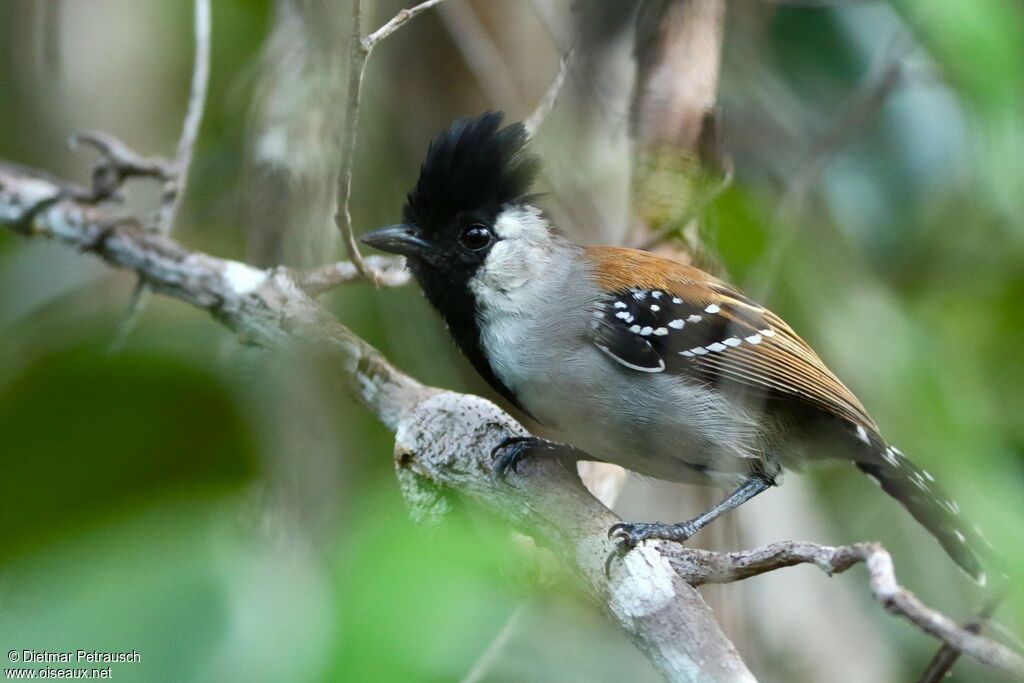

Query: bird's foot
[604,521,701,577]
[490,436,580,480]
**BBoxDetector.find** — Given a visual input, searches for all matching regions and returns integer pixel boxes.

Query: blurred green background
[0,1,1022,681]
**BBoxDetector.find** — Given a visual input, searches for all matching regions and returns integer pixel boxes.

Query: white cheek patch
[492,204,549,242]
[470,204,555,313]
[479,240,536,291]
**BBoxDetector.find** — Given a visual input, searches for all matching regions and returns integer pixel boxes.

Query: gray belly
[502,344,766,486]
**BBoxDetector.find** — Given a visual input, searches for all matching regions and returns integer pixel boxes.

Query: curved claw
[490,435,582,481]
[604,546,626,579]
[604,521,702,578]
[604,522,638,578]
[490,435,534,480]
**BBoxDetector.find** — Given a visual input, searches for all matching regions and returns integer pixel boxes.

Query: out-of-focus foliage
[0,1,1021,682]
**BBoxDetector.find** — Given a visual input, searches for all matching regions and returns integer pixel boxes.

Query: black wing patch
[591,288,772,379]
[589,287,877,429]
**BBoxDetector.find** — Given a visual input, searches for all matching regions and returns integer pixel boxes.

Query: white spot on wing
[687,314,702,323]
[672,297,682,304]
[744,334,762,345]
[704,304,720,314]
[650,304,660,312]
[706,342,727,352]
[689,346,709,355]
[629,325,641,333]
[653,327,668,336]
[639,326,653,336]
[615,311,634,322]
[614,301,628,309]
[856,425,870,445]
[723,337,742,347]
[668,319,685,329]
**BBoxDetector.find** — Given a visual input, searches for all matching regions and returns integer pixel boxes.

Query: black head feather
[385,113,540,414]
[402,112,539,232]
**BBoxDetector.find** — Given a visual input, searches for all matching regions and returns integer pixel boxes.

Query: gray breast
[475,253,766,486]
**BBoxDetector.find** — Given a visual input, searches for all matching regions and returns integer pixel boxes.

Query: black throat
[408,260,526,413]
[398,112,540,415]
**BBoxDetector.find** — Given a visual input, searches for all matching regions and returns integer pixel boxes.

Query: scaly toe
[490,436,532,480]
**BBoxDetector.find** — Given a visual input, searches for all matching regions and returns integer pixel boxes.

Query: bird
[361,111,992,583]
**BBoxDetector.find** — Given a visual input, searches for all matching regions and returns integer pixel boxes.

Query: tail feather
[855,441,992,584]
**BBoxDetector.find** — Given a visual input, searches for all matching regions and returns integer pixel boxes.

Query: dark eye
[459,224,494,251]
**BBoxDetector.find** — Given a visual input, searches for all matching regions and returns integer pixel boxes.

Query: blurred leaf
[896,0,1024,113]
[710,186,770,282]
[0,347,257,561]
[330,489,523,683]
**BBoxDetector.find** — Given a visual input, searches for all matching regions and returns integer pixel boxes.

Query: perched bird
[362,112,991,582]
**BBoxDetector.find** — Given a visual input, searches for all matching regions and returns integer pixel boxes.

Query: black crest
[403,112,539,231]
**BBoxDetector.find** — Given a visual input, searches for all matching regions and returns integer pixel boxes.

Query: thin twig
[155,0,212,234]
[524,48,575,138]
[108,279,151,355]
[110,0,211,351]
[296,255,410,297]
[333,0,377,283]
[67,130,170,201]
[916,593,1006,683]
[458,600,529,683]
[669,541,1024,679]
[364,0,446,48]
[334,0,448,287]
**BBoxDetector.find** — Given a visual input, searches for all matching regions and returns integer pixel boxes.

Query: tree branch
[156,0,211,235]
[109,0,211,350]
[334,0,447,285]
[523,48,575,138]
[295,255,410,297]
[4,158,1023,682]
[364,0,446,48]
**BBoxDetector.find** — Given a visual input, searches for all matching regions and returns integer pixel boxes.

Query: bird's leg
[608,472,774,550]
[490,435,586,479]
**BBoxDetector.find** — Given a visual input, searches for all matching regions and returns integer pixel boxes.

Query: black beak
[360,224,430,258]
